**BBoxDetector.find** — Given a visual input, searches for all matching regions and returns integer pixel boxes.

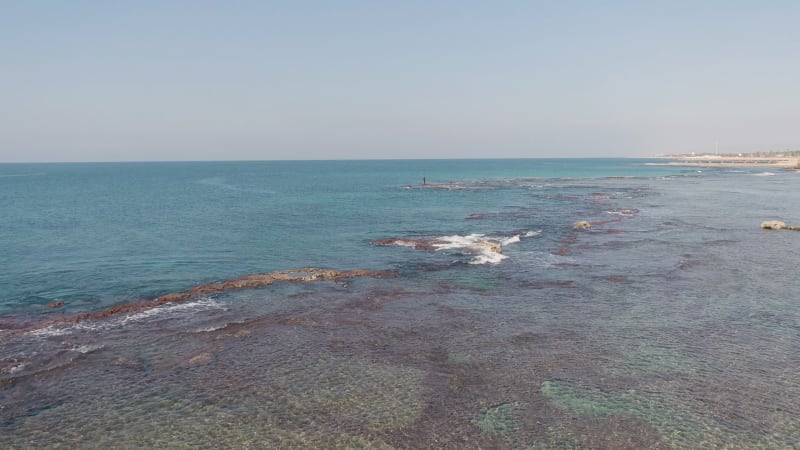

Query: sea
[1,159,798,448]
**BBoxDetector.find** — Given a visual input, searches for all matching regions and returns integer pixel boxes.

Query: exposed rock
[47,301,64,308]
[761,220,800,231]
[474,241,502,254]
[573,220,592,230]
[761,220,786,230]
[373,238,437,251]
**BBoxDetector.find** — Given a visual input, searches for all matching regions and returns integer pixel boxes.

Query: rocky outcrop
[573,220,592,230]
[761,220,786,230]
[761,220,800,231]
[473,241,502,254]
[373,238,438,251]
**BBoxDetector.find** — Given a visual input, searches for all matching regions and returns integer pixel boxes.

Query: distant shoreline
[646,155,800,170]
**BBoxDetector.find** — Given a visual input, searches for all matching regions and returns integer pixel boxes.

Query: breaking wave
[28,298,225,337]
[375,230,541,265]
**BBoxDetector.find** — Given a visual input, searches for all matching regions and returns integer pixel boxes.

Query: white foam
[433,230,542,264]
[115,307,167,327]
[392,239,420,248]
[72,344,104,354]
[430,234,506,265]
[429,234,495,264]
[605,210,636,216]
[29,326,73,337]
[3,363,26,375]
[106,298,225,329]
[28,298,225,337]
[432,234,486,250]
[754,172,776,177]
[469,252,508,265]
[497,230,541,246]
[382,230,540,265]
[192,323,230,333]
[500,235,521,245]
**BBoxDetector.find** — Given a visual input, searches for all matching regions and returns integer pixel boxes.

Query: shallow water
[1,160,799,448]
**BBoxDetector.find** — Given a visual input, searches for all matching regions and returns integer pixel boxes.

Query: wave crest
[375,230,540,265]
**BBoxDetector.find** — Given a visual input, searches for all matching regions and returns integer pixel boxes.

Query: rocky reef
[0,268,394,339]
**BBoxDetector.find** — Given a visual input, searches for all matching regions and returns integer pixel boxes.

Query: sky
[1,1,799,162]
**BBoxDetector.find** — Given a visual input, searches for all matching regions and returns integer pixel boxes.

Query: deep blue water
[1,159,799,448]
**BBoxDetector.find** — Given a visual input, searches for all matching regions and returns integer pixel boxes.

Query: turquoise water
[0,158,674,314]
[1,159,799,448]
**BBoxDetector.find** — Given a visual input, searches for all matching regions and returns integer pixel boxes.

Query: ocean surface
[1,159,798,448]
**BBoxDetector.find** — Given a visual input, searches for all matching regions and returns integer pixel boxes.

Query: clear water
[1,159,798,448]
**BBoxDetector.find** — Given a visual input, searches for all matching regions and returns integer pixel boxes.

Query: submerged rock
[112,357,142,370]
[476,401,522,436]
[47,301,64,308]
[573,220,592,230]
[188,352,212,365]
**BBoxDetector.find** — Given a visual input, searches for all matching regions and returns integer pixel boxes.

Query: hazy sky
[2,1,799,162]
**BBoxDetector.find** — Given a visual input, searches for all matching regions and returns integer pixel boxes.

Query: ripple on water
[541,380,800,449]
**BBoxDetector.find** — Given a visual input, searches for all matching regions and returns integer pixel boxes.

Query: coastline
[645,155,800,170]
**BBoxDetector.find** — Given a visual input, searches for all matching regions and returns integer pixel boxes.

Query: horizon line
[0,156,670,164]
